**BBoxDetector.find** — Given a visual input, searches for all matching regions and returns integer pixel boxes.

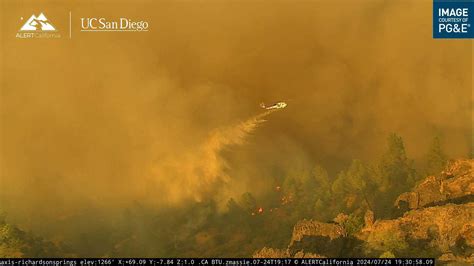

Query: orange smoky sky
[0,0,471,235]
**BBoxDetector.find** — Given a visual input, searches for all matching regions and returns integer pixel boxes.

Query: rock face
[253,220,347,258]
[290,220,345,245]
[254,159,474,263]
[253,247,289,258]
[364,210,375,229]
[288,220,346,257]
[395,160,473,211]
[362,203,474,260]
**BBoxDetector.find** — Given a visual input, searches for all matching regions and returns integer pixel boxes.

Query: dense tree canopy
[0,133,450,258]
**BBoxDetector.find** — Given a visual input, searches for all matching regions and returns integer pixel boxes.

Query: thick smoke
[150,109,277,206]
[0,0,471,242]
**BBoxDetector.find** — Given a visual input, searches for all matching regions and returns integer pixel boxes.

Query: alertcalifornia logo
[14,12,150,39]
[16,12,61,39]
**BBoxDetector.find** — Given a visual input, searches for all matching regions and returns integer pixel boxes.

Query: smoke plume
[0,0,471,246]
[150,109,277,206]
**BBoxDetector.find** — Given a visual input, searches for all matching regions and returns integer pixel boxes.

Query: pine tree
[311,165,332,220]
[425,135,447,176]
[282,161,320,218]
[376,134,416,191]
[331,160,374,213]
[312,165,331,202]
[239,192,257,213]
[226,198,241,213]
[372,134,416,218]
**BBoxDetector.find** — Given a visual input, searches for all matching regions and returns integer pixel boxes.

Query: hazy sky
[0,0,472,234]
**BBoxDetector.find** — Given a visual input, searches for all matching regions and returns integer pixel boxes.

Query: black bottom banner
[0,258,436,266]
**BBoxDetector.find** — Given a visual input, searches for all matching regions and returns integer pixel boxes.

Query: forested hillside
[0,133,464,258]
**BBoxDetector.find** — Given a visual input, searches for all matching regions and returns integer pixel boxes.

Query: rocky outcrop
[361,203,474,261]
[254,159,474,263]
[437,252,474,265]
[288,220,346,257]
[290,219,345,245]
[252,247,326,259]
[253,220,346,258]
[253,247,325,258]
[253,247,289,258]
[364,210,375,229]
[395,160,473,210]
